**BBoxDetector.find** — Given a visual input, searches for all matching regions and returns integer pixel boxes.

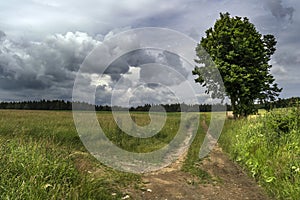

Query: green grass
[8,108,295,198]
[0,136,131,199]
[0,110,142,199]
[97,112,180,153]
[220,107,300,200]
[182,113,211,181]
[0,109,210,199]
[0,110,82,149]
[8,108,297,199]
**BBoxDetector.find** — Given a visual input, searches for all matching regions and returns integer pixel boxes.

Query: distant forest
[0,99,229,112]
[0,97,299,112]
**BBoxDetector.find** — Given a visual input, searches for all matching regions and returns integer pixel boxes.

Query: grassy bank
[220,108,300,199]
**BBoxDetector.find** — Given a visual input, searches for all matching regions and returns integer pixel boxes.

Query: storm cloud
[0,31,99,99]
[0,0,299,103]
[264,0,294,21]
[106,49,189,83]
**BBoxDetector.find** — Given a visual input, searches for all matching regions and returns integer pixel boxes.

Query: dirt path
[124,120,270,200]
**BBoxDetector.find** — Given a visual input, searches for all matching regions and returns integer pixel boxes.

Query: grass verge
[219,107,300,199]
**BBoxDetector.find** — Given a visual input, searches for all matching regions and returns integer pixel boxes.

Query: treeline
[0,100,231,112]
[256,97,300,111]
[128,103,230,112]
[0,100,73,110]
[0,97,298,112]
[270,97,300,108]
[0,100,112,111]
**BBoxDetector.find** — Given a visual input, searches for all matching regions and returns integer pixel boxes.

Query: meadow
[0,110,208,199]
[1,108,299,199]
[0,110,142,199]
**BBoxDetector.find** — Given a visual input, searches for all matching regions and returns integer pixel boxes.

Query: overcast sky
[0,0,299,105]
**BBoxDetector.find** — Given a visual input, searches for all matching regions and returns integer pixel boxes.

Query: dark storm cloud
[95,84,118,105]
[271,50,300,85]
[0,31,99,100]
[105,49,156,81]
[135,9,186,28]
[159,51,189,77]
[0,31,6,40]
[106,49,189,87]
[139,50,189,86]
[146,83,160,89]
[105,58,130,81]
[264,0,294,21]
[126,49,157,66]
[0,38,48,90]
[0,75,48,90]
[0,0,300,101]
[0,27,189,103]
[0,62,14,79]
[140,64,187,86]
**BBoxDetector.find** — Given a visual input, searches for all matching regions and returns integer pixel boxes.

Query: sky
[0,0,299,106]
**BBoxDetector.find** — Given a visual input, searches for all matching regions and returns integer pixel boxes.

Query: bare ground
[123,120,270,200]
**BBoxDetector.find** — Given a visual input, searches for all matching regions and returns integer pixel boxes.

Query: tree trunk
[230,96,238,119]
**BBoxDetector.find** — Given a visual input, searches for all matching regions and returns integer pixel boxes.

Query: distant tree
[193,12,282,118]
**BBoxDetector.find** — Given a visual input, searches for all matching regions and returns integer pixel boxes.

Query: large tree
[193,12,282,118]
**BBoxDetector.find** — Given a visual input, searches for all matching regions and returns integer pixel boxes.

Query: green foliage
[220,108,300,199]
[193,12,282,118]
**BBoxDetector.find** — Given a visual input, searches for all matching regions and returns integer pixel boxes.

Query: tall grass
[0,110,181,153]
[97,112,180,153]
[0,110,82,149]
[0,136,129,199]
[220,108,300,199]
[0,110,216,198]
[0,110,143,199]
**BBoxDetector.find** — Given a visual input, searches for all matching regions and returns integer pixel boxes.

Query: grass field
[220,107,300,199]
[1,108,298,199]
[0,110,145,199]
[0,110,208,199]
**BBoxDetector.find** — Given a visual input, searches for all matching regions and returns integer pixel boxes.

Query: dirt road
[125,120,270,200]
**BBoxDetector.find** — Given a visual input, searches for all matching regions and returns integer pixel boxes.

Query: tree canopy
[193,12,282,118]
